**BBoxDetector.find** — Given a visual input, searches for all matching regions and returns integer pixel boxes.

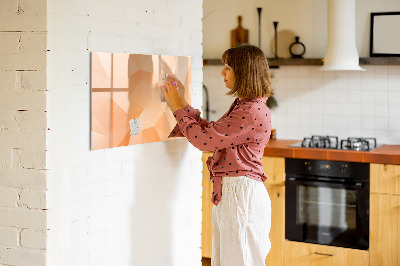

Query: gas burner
[301,135,339,149]
[290,136,380,151]
[340,137,377,151]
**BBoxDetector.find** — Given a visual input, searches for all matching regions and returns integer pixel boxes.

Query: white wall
[0,0,48,265]
[203,0,400,145]
[46,0,203,266]
[203,0,400,58]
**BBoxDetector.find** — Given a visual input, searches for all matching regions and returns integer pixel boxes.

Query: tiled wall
[203,65,400,144]
[46,0,203,266]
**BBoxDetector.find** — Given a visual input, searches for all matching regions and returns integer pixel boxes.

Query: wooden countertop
[263,139,400,165]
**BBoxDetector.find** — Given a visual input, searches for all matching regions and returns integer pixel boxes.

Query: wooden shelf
[268,58,322,67]
[203,58,323,67]
[203,57,400,67]
[359,57,400,65]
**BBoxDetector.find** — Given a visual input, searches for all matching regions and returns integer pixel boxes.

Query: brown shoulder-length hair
[221,44,273,99]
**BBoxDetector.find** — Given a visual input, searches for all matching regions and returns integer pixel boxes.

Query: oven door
[285,177,369,250]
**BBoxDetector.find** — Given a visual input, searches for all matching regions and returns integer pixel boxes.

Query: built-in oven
[285,158,369,250]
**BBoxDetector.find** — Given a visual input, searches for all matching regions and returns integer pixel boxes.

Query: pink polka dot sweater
[168,97,272,206]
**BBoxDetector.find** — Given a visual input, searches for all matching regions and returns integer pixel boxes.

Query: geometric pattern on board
[90,52,192,150]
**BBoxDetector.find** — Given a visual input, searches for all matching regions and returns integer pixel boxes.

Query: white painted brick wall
[0,247,46,266]
[21,229,47,250]
[0,187,19,208]
[19,189,47,209]
[0,169,47,189]
[0,0,48,265]
[0,227,19,247]
[47,1,203,266]
[0,208,46,230]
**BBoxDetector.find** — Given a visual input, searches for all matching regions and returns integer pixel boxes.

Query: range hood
[320,0,365,71]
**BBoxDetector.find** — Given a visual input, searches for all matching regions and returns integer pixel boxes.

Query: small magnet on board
[129,119,140,136]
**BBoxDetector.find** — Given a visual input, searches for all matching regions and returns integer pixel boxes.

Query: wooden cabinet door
[370,163,400,195]
[262,156,285,186]
[202,152,213,258]
[284,241,369,266]
[264,184,284,266]
[370,193,400,266]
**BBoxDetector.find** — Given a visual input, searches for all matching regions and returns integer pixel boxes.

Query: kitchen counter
[263,139,400,164]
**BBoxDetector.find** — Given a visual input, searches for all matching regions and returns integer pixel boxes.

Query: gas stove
[289,135,381,151]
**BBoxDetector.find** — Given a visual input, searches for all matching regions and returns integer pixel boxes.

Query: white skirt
[212,176,271,266]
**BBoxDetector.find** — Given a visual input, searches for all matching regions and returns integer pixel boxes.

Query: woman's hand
[161,75,184,113]
[168,74,187,108]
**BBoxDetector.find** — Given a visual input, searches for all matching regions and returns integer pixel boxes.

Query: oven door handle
[287,177,364,189]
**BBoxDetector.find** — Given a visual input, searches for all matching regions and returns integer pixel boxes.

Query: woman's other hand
[161,76,184,113]
[167,74,187,108]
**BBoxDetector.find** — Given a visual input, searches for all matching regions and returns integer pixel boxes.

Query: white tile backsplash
[388,76,400,91]
[374,77,388,91]
[389,104,400,117]
[362,90,375,103]
[374,65,388,77]
[361,76,374,91]
[374,90,388,104]
[323,103,336,116]
[361,104,374,117]
[286,77,299,89]
[388,66,400,76]
[205,64,400,145]
[389,117,400,131]
[336,90,349,103]
[388,91,400,104]
[375,104,389,117]
[389,131,400,143]
[298,77,311,89]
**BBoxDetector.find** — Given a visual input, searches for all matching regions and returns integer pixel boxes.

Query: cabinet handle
[314,252,335,257]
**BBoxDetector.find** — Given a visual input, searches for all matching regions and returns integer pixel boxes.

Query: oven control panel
[286,158,369,180]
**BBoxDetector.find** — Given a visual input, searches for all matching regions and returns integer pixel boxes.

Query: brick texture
[0,0,47,264]
[0,208,47,230]
[21,229,46,249]
[0,187,19,208]
[0,227,19,247]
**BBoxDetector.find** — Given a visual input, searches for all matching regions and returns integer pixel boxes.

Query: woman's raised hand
[160,74,184,113]
[167,74,187,108]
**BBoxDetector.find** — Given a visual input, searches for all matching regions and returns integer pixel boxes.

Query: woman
[161,44,273,266]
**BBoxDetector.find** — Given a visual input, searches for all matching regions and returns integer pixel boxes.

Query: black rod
[202,84,210,121]
[257,8,262,48]
[273,21,278,58]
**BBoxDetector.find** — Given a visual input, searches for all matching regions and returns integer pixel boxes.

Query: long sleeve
[172,105,257,152]
[172,97,271,206]
[168,104,211,138]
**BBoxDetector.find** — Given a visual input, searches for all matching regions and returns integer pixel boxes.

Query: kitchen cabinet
[202,156,400,265]
[261,156,285,186]
[284,241,369,266]
[370,193,400,266]
[261,156,285,266]
[264,184,284,266]
[370,163,400,195]
[202,152,213,258]
[201,154,286,266]
[370,163,400,266]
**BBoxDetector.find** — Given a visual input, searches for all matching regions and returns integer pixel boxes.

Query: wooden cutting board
[231,16,249,48]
